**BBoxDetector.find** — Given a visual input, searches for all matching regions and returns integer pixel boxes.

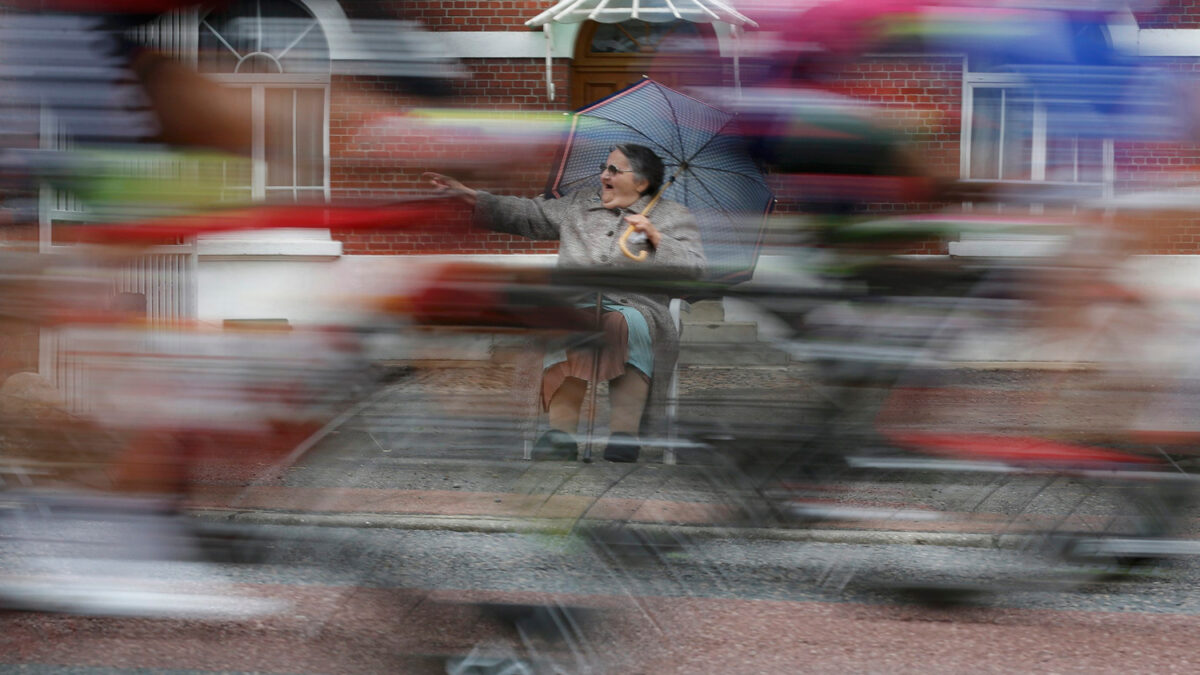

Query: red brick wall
[328,56,568,254]
[1116,140,1200,193]
[328,53,958,255]
[1115,211,1200,255]
[327,4,1200,259]
[453,58,569,110]
[1135,1,1200,29]
[1112,59,1200,196]
[326,0,573,253]
[825,56,964,186]
[327,0,743,256]
[770,55,967,254]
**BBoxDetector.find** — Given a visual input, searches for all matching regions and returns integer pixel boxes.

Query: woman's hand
[623,213,661,249]
[423,172,478,207]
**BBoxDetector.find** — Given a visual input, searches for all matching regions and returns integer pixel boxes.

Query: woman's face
[600,149,650,210]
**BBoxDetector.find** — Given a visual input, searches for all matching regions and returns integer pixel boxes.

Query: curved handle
[615,166,682,263]
[618,222,649,261]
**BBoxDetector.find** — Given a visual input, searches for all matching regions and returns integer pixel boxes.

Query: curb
[190,508,1003,549]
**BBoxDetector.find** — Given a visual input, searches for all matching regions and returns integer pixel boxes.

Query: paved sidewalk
[184,360,802,529]
[180,359,1185,547]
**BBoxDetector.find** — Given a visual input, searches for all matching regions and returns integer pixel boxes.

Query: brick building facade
[314,1,1200,257]
[8,1,1200,393]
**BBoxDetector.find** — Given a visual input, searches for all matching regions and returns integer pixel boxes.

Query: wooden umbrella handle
[618,223,649,261]
[617,176,673,262]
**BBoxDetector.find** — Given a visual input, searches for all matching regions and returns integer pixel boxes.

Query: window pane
[218,87,250,199]
[199,0,328,75]
[295,88,324,188]
[1076,138,1104,183]
[648,21,703,54]
[198,18,242,74]
[239,53,283,74]
[1045,138,1080,182]
[266,188,297,203]
[591,23,638,53]
[216,88,253,194]
[590,20,703,55]
[265,89,295,187]
[969,88,1002,180]
[225,87,253,158]
[221,187,253,204]
[1001,98,1033,181]
[296,188,325,203]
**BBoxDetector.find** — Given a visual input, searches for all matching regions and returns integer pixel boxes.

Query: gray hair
[613,144,665,196]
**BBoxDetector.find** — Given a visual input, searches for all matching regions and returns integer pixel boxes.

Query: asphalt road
[5,524,1200,674]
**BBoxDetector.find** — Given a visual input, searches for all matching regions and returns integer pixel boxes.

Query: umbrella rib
[683,164,766,181]
[684,168,767,223]
[687,181,733,219]
[676,114,739,167]
[656,84,688,161]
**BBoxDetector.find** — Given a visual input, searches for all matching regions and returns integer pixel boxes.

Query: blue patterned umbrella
[545,79,774,285]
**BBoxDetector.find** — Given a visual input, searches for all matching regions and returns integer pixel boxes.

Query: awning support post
[543,24,556,102]
[731,22,741,100]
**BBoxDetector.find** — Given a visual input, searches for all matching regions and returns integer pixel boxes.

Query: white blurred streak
[0,492,287,619]
[0,13,159,144]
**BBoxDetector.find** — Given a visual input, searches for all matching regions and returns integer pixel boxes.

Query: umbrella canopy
[546,79,774,285]
[60,199,460,245]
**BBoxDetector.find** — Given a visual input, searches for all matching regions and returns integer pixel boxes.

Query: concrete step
[680,321,759,344]
[678,343,790,366]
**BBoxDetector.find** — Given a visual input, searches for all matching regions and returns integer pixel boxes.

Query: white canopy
[525,0,758,28]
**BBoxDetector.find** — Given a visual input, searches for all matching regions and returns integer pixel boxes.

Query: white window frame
[959,67,1115,205]
[195,1,339,260]
[208,73,332,204]
[953,62,1116,257]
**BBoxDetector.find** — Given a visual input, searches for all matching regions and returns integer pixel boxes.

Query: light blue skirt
[544,301,653,377]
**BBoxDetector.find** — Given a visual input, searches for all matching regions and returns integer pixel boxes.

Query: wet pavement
[8,357,1200,673]
[178,358,1200,548]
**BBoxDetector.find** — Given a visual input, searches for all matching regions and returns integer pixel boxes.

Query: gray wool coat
[473,188,706,438]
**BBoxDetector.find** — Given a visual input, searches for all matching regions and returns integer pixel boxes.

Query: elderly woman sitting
[425,144,705,462]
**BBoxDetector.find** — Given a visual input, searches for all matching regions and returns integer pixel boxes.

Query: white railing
[41,247,198,416]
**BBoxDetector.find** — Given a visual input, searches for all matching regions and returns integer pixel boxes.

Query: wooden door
[570,20,721,110]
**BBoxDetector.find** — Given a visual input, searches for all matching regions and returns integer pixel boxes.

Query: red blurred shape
[886,431,1157,467]
[62,200,462,244]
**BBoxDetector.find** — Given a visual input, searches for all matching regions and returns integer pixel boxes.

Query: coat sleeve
[649,202,706,281]
[473,191,576,241]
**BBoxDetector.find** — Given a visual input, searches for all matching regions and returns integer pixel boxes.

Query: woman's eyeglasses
[599,163,634,176]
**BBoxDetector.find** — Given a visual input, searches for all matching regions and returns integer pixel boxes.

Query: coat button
[600,255,609,262]
[606,231,614,237]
